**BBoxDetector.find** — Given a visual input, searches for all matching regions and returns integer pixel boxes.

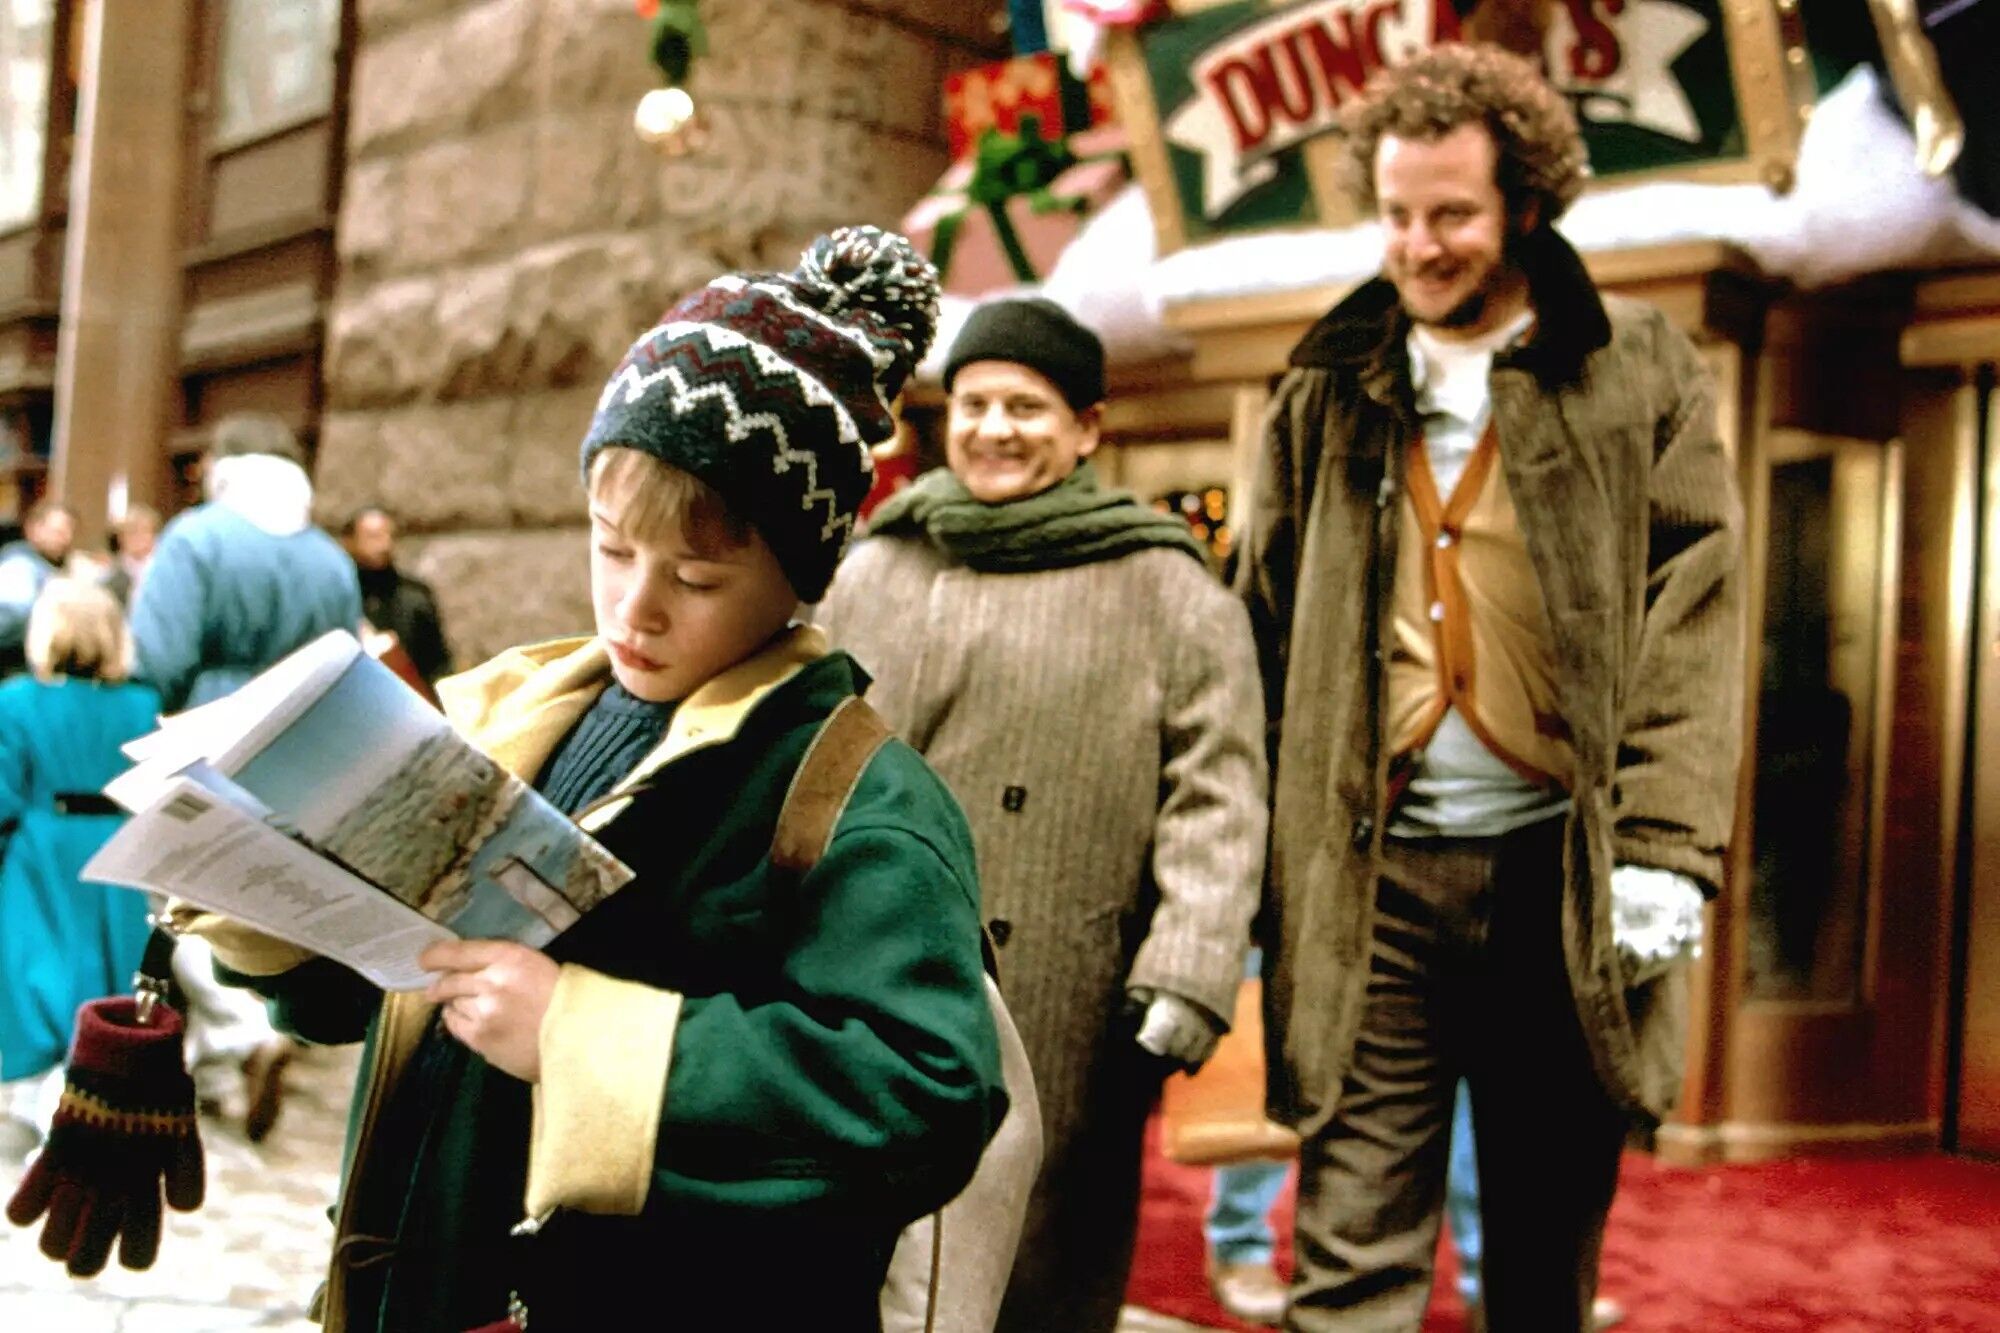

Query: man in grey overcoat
[1234,46,1744,1332]
[819,297,1266,1333]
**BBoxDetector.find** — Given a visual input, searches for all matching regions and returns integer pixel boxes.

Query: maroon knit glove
[6,997,205,1276]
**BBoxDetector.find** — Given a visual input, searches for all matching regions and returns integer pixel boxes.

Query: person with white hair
[129,412,363,1142]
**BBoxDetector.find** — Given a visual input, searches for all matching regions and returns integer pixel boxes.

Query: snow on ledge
[914,66,2000,381]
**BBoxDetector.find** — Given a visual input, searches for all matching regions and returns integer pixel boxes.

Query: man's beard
[1433,282,1499,329]
[1400,228,1532,330]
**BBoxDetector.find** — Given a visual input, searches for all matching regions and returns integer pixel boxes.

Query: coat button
[1002,785,1027,813]
[988,918,1012,948]
[1350,815,1375,851]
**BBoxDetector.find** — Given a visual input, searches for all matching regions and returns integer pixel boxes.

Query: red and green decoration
[632,0,708,153]
[907,50,1129,295]
[636,0,706,83]
[936,116,1095,284]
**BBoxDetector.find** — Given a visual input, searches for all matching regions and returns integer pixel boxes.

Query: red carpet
[1126,1117,2000,1331]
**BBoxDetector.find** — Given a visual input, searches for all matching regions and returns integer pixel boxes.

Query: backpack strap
[771,696,1001,981]
[771,696,1013,1333]
[770,696,894,876]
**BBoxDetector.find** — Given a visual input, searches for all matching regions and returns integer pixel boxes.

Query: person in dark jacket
[174,228,1006,1333]
[341,504,451,686]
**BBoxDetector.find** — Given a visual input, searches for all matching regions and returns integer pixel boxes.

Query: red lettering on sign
[1300,13,1367,104]
[1199,0,1468,160]
[1205,56,1275,153]
[1271,34,1324,123]
[1564,0,1626,82]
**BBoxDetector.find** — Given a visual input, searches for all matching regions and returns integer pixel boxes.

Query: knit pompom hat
[580,226,940,601]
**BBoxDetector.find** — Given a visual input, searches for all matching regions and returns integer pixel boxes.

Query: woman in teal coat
[0,579,159,1129]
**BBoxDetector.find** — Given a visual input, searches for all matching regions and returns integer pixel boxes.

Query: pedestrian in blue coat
[128,412,362,1141]
[0,579,159,1145]
[130,414,361,712]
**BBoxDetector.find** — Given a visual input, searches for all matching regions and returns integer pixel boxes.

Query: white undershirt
[1406,312,1531,493]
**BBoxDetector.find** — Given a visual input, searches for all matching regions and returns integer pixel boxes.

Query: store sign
[1167,0,1460,216]
[1546,1,1710,145]
[1113,0,1799,250]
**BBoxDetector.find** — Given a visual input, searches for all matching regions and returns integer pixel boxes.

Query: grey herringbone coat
[1236,229,1744,1135]
[818,537,1265,1333]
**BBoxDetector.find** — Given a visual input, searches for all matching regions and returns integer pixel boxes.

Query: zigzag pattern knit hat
[580,226,940,601]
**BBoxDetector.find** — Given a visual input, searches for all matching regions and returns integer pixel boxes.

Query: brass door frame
[1720,423,1916,1150]
[1742,428,1904,1013]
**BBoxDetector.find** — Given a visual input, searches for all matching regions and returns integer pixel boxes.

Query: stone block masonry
[321,0,1003,664]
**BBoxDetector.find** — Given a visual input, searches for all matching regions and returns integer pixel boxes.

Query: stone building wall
[317,0,1001,664]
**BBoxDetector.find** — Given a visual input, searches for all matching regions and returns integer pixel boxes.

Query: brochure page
[86,630,636,980]
[84,776,451,991]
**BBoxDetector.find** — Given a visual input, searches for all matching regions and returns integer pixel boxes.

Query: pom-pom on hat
[580,226,941,601]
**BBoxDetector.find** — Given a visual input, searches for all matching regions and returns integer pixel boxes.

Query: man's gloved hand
[1610,864,1706,988]
[1129,988,1223,1070]
[6,997,205,1276]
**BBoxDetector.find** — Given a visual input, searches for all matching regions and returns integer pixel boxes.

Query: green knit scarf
[864,460,1204,573]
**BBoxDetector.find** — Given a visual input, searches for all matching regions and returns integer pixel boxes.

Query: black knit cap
[580,226,940,601]
[943,297,1105,411]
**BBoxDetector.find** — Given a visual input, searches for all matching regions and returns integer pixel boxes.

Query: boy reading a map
[170,229,1006,1333]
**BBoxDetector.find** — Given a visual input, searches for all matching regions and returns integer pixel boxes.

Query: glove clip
[133,914,181,1028]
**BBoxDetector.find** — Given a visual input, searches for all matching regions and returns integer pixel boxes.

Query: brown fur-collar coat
[1235,228,1744,1129]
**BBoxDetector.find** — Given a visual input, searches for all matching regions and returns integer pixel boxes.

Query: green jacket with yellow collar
[185,626,1006,1332]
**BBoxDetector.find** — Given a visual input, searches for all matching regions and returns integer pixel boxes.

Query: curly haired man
[1234,44,1743,1332]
